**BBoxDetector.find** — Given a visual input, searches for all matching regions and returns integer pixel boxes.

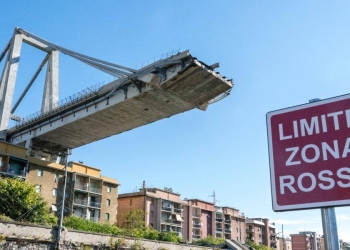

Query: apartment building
[246,218,277,248]
[184,199,215,241]
[117,184,185,239]
[218,206,246,243]
[276,237,293,250]
[0,141,119,224]
[290,231,321,250]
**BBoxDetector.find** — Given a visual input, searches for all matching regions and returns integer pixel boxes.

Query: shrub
[63,216,125,235]
[193,235,225,246]
[158,232,181,243]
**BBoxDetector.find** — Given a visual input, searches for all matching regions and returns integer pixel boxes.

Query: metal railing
[161,206,172,211]
[90,217,100,222]
[74,198,87,206]
[173,208,182,213]
[15,82,104,129]
[161,219,181,225]
[89,201,101,208]
[216,218,223,222]
[224,219,231,224]
[192,213,201,218]
[74,183,88,191]
[193,223,201,228]
[89,186,102,194]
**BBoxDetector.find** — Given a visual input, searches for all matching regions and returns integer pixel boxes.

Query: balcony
[161,219,181,225]
[270,231,276,236]
[89,201,101,208]
[89,186,102,194]
[192,213,201,218]
[90,217,100,222]
[225,229,231,233]
[162,206,172,212]
[247,237,255,241]
[225,219,231,224]
[173,208,182,214]
[216,218,223,222]
[216,228,223,232]
[193,223,201,228]
[74,198,87,206]
[246,228,255,233]
[193,234,201,239]
[73,212,86,219]
[75,183,88,191]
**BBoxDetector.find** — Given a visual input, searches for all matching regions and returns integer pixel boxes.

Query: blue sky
[1,1,350,242]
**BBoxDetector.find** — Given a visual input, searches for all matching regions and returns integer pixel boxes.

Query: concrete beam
[42,50,59,113]
[0,33,23,139]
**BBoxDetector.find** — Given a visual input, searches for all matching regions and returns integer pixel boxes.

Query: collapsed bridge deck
[8,51,233,152]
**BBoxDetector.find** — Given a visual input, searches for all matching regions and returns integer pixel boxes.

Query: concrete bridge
[0,28,233,160]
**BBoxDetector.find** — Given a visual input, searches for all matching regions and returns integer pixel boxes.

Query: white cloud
[337,214,350,221]
[274,219,318,225]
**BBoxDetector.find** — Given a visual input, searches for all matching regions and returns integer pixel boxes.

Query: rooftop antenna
[209,190,220,205]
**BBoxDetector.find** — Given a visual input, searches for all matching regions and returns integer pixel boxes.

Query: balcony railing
[161,219,181,225]
[173,208,182,213]
[74,198,87,206]
[246,228,255,233]
[192,213,201,218]
[162,206,172,212]
[73,212,86,219]
[216,228,223,232]
[192,235,201,239]
[75,183,88,191]
[216,218,223,222]
[247,237,255,241]
[193,223,201,228]
[89,201,101,208]
[90,217,100,222]
[225,229,231,233]
[225,219,231,224]
[90,186,102,194]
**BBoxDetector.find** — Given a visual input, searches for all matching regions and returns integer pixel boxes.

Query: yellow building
[0,141,119,224]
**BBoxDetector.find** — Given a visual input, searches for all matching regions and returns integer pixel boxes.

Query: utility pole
[282,224,285,250]
[56,148,71,248]
[209,191,220,205]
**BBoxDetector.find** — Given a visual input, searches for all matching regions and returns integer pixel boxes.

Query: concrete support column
[0,33,23,139]
[41,50,58,113]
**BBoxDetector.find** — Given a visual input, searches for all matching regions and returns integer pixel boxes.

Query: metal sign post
[321,207,339,250]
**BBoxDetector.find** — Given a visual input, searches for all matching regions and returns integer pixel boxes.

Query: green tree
[0,177,56,225]
[246,239,273,250]
[122,209,145,230]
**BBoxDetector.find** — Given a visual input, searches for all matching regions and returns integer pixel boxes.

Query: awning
[51,205,57,211]
[176,214,184,222]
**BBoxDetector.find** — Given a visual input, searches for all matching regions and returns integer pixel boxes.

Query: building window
[52,188,57,196]
[37,169,43,177]
[151,211,154,218]
[130,199,132,206]
[107,199,111,206]
[36,185,41,193]
[106,213,110,220]
[150,223,154,228]
[107,186,111,193]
